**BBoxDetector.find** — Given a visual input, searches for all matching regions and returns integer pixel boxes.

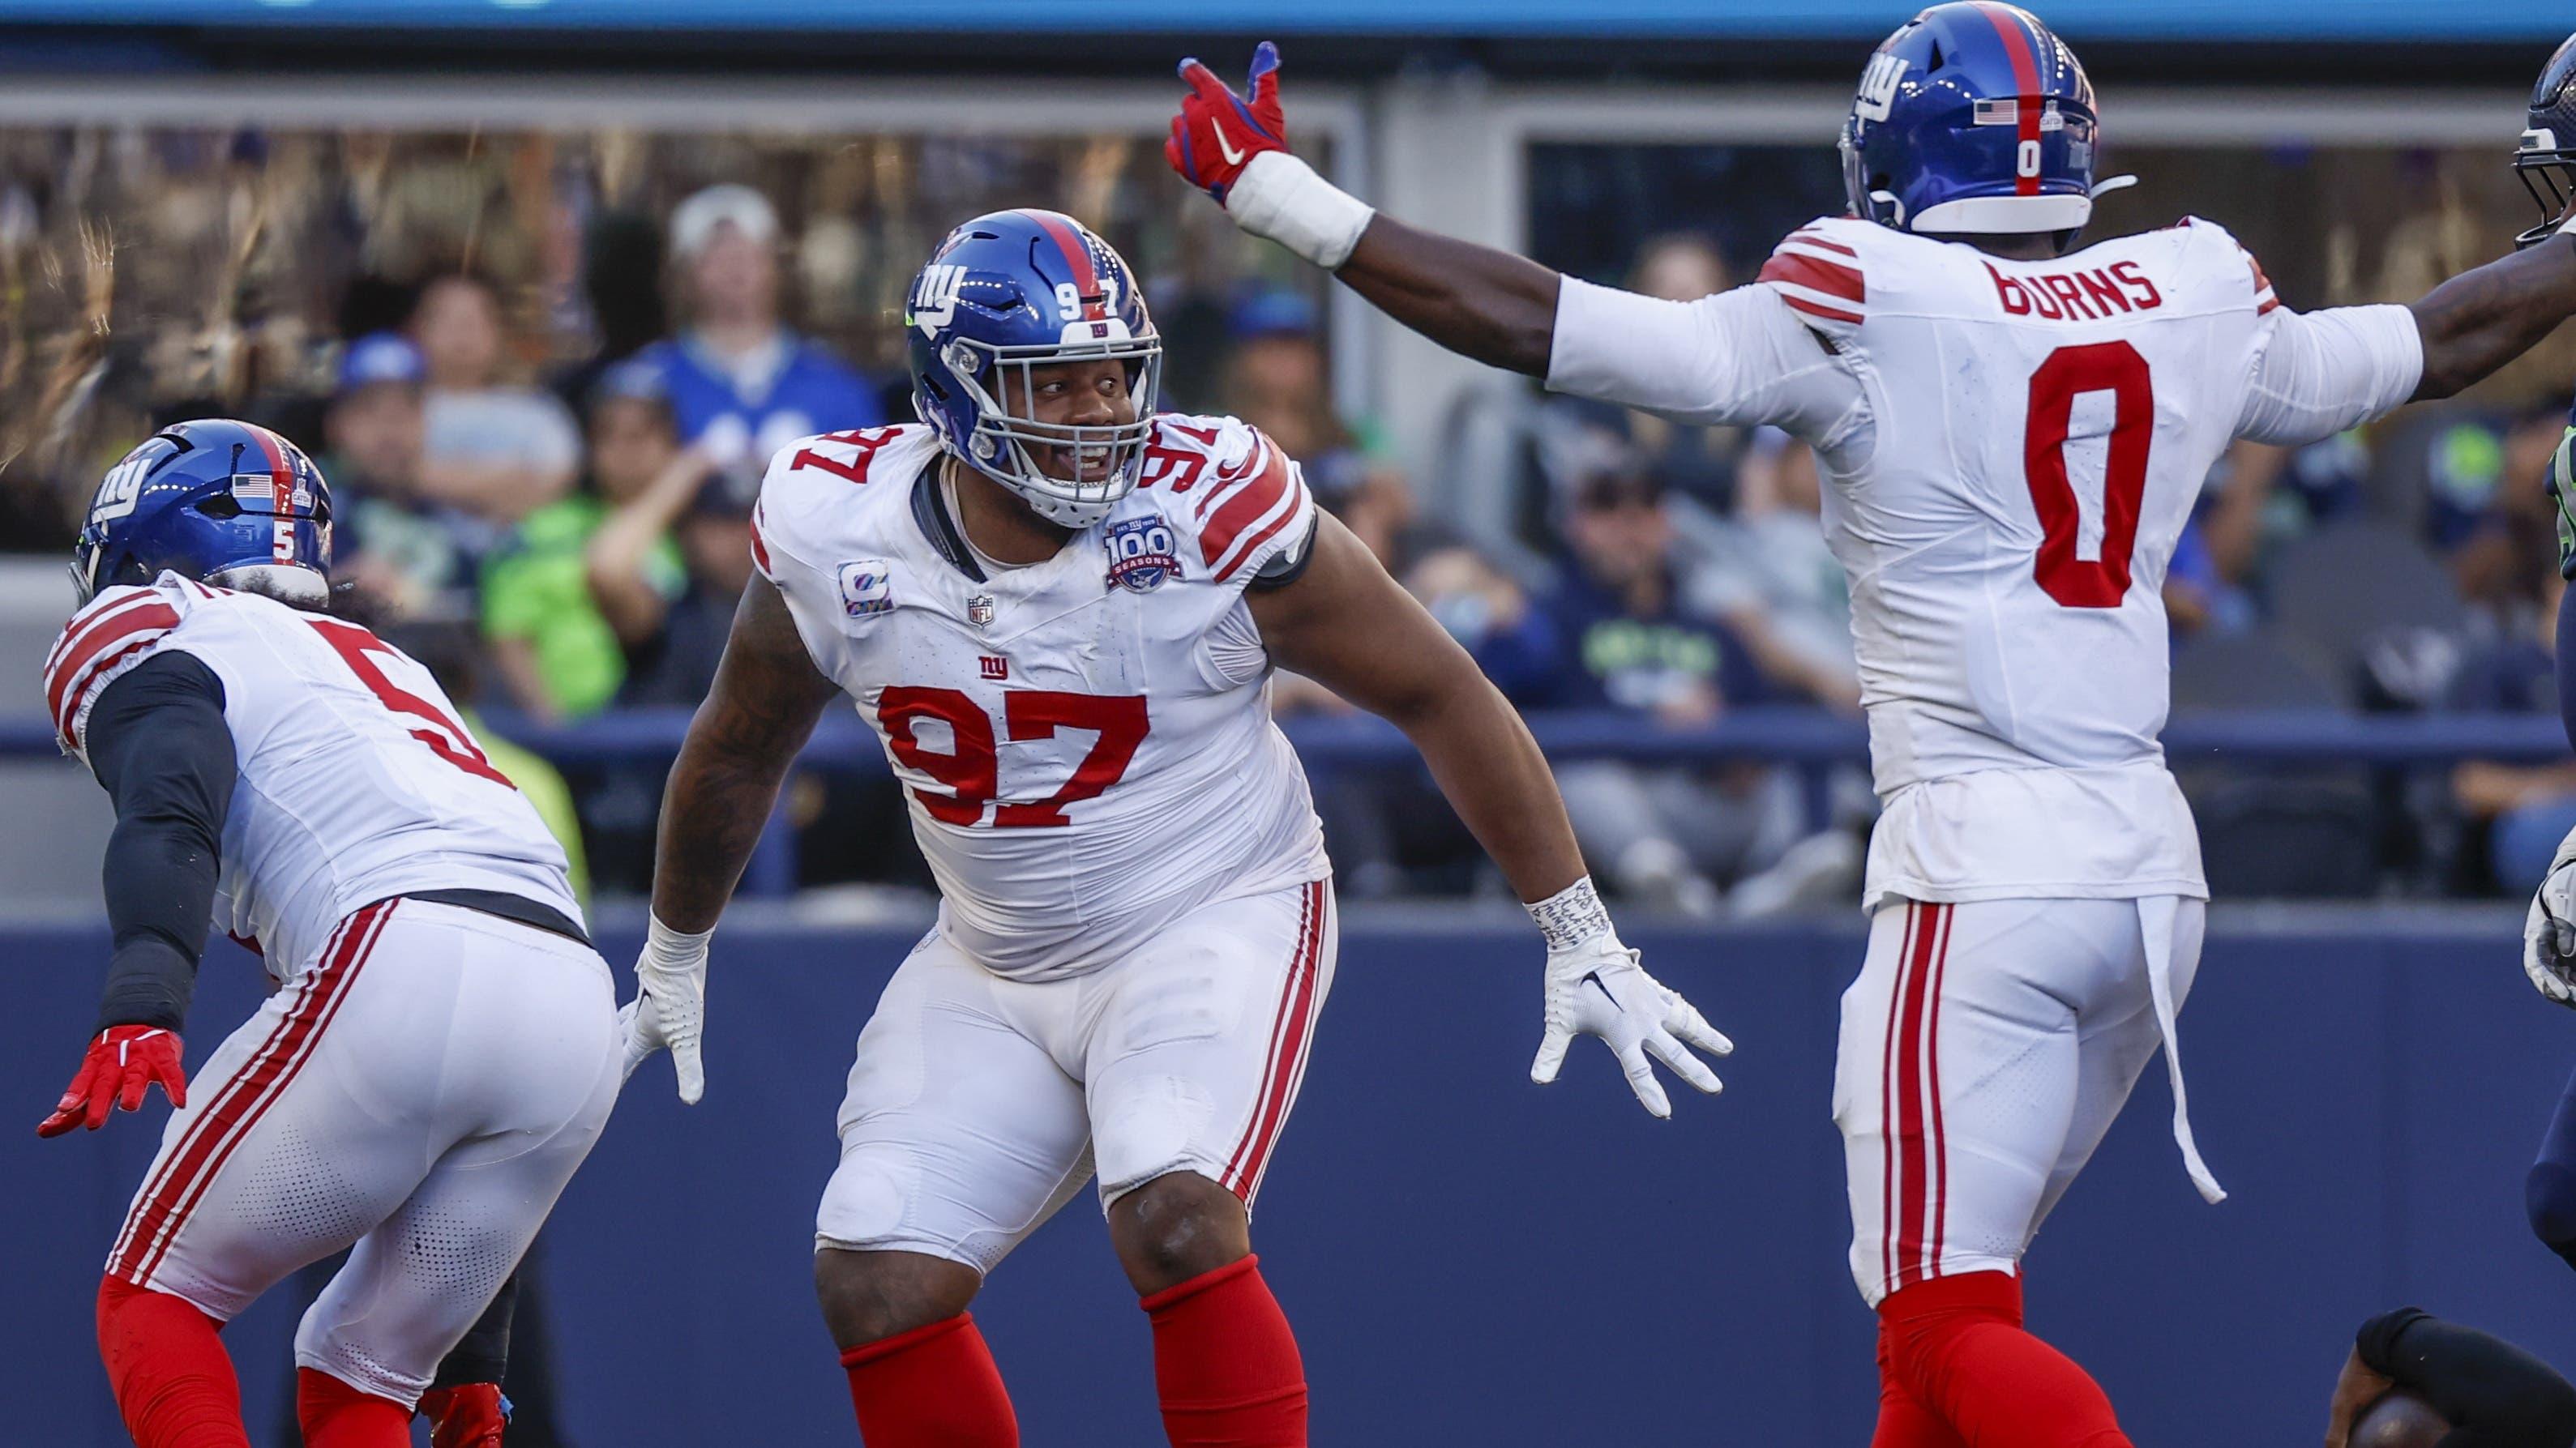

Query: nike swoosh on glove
[1531,938,1733,1118]
[2527,825,2576,1009]
[1168,41,1288,203]
[38,1025,186,1138]
[622,916,712,1104]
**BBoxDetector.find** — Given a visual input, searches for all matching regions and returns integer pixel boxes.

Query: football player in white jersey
[1167,12,2576,1447]
[618,208,1731,1447]
[36,419,619,1448]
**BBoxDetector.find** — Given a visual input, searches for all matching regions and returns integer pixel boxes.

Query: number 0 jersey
[1549,215,2424,908]
[45,575,582,977]
[754,418,1332,981]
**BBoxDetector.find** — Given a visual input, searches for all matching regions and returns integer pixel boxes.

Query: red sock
[295,1367,413,1448]
[1878,1271,2130,1448]
[1872,1309,1969,1448]
[95,1275,251,1448]
[1139,1254,1307,1448]
[839,1312,1018,1446]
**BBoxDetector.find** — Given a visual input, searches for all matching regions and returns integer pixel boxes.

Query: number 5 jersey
[1545,213,2426,910]
[752,416,1332,981]
[45,575,583,976]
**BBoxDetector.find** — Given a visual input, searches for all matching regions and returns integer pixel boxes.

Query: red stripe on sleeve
[47,602,180,745]
[1786,228,1859,257]
[1200,441,1296,575]
[1759,250,1865,305]
[748,504,774,579]
[1782,295,1866,326]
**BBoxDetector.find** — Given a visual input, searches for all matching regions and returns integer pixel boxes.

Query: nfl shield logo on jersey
[1105,515,1180,594]
[967,593,996,627]
[837,560,895,617]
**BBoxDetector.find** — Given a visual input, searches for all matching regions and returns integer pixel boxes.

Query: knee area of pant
[815,1249,978,1348]
[2530,1161,2576,1256]
[1111,1172,1249,1287]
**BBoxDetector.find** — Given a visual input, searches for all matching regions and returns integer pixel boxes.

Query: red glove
[37,1025,186,1138]
[417,1383,510,1448]
[1167,41,1288,203]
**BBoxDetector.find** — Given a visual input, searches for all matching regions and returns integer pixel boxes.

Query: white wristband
[1226,152,1376,271]
[1526,877,1615,953]
[641,914,714,976]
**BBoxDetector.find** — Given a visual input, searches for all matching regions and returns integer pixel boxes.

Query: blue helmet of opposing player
[906,209,1163,528]
[71,418,332,608]
[2515,32,2576,247]
[1839,3,2120,241]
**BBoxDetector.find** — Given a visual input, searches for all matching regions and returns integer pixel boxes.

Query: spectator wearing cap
[1528,448,1807,915]
[633,184,881,493]
[1221,285,1414,565]
[411,273,584,523]
[323,332,485,624]
[480,361,708,721]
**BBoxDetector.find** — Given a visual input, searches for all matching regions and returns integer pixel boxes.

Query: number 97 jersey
[45,575,583,978]
[752,418,1332,982]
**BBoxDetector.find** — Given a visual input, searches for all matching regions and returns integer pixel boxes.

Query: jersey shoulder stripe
[1186,426,1312,584]
[45,583,187,754]
[1759,220,1871,333]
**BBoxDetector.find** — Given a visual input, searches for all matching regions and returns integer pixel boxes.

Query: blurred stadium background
[7,2,2576,1444]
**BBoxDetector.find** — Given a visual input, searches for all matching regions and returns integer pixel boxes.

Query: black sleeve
[84,651,235,1035]
[431,1271,516,1389]
[2358,1308,2576,1448]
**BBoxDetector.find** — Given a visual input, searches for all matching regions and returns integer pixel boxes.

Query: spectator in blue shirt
[634,184,881,495]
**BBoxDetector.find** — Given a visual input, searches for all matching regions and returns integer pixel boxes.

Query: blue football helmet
[1839,3,2116,239]
[906,209,1162,528]
[2515,31,2576,247]
[71,418,332,608]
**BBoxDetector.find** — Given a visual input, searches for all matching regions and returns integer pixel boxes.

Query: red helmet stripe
[1975,3,2046,197]
[1021,210,1108,321]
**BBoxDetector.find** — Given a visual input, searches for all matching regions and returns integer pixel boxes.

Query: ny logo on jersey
[1855,52,1909,124]
[912,264,968,337]
[1104,515,1180,594]
[979,655,1008,681]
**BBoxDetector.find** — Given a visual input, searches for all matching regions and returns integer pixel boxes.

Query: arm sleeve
[431,1270,518,1388]
[1545,279,1864,438]
[2233,303,2424,446]
[84,651,236,1034]
[2357,1308,2576,1448]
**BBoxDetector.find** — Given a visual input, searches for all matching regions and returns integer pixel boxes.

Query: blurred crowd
[4,125,2574,908]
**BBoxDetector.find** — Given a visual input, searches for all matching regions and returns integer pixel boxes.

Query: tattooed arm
[649,575,841,932]
[2411,234,2576,399]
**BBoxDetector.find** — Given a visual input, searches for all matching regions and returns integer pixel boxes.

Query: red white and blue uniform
[752,416,1337,1266]
[1548,211,2424,1303]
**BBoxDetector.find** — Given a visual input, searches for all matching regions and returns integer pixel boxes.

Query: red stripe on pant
[110,901,396,1286]
[1923,907,1954,1279]
[1887,903,1951,1296]
[1876,904,1920,1295]
[1221,882,1326,1201]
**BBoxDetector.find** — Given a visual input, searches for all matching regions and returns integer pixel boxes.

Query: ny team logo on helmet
[2515,30,2576,248]
[72,419,333,607]
[1840,2,2121,239]
[906,209,1163,528]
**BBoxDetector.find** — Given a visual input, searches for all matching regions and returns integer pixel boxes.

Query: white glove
[1526,878,1733,1117]
[622,916,712,1103]
[2527,827,2576,1010]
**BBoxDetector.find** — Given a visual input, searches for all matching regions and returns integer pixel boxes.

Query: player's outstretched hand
[1168,41,1289,203]
[2527,827,2576,1009]
[37,1025,186,1138]
[1531,936,1731,1118]
[621,917,712,1104]
[417,1383,510,1448]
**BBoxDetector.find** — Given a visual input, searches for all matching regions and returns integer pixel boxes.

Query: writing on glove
[39,1025,186,1138]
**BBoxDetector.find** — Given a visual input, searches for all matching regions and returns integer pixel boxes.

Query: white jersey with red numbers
[1547,213,2425,910]
[45,575,583,976]
[754,417,1332,981]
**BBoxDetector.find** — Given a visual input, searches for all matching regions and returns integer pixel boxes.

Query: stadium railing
[2,707,2563,895]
